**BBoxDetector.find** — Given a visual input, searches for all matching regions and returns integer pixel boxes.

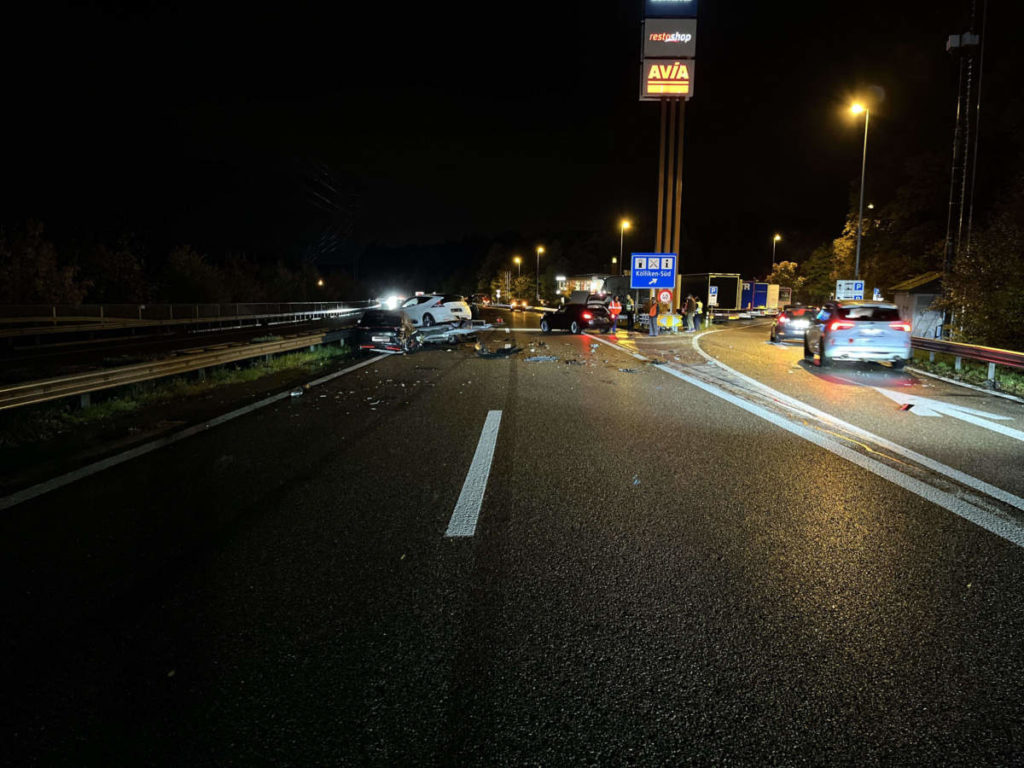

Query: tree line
[0,222,361,305]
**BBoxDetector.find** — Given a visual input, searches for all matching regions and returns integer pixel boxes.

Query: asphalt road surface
[3,322,1024,766]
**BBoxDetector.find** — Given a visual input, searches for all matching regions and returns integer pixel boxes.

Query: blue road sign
[630,253,677,290]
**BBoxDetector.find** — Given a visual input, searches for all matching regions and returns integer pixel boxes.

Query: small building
[890,271,944,338]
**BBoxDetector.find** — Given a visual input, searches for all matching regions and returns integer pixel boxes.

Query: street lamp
[619,219,631,276]
[771,233,781,276]
[535,245,544,302]
[513,255,521,277]
[317,278,325,287]
[850,101,870,280]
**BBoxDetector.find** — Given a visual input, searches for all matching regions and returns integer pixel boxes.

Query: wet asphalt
[2,317,1024,766]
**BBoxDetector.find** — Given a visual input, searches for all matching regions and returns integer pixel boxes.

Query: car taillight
[582,311,593,320]
[828,320,855,332]
[889,321,911,332]
[777,314,788,324]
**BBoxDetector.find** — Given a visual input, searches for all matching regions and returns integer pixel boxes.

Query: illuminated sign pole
[640,0,696,303]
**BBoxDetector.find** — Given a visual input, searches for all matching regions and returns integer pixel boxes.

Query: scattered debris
[290,389,303,397]
[899,403,914,411]
[564,359,585,366]
[618,368,640,374]
[476,342,522,359]
[525,355,559,363]
[632,474,641,486]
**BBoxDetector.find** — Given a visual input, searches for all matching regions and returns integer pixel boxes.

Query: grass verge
[911,349,1024,397]
[0,344,351,448]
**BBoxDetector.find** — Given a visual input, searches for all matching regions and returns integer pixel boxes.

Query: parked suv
[804,300,911,368]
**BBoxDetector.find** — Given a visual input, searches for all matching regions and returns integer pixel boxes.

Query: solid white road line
[445,410,503,538]
[0,354,387,512]
[685,332,1024,513]
[587,333,1024,549]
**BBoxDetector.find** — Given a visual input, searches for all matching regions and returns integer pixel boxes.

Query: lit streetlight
[317,278,325,287]
[513,255,521,277]
[771,233,781,277]
[619,219,631,277]
[535,245,544,301]
[850,101,870,280]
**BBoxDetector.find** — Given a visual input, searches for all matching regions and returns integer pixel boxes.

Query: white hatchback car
[804,300,912,368]
[399,294,471,327]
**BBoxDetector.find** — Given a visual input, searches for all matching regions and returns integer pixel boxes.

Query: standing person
[694,297,704,331]
[625,294,635,331]
[608,295,622,335]
[684,294,697,332]
[648,297,660,337]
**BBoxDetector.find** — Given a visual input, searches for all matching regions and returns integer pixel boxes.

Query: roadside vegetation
[0,345,351,449]
[910,350,1024,398]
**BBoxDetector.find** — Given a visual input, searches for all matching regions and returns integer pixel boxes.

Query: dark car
[539,304,611,334]
[769,305,818,343]
[356,309,418,354]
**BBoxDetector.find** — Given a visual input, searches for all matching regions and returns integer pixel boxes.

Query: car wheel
[818,340,831,367]
[803,337,813,361]
[422,313,435,327]
[540,318,551,333]
[570,320,582,334]
[892,359,906,370]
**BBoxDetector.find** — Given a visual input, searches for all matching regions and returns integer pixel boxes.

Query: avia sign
[642,59,694,99]
[644,19,696,58]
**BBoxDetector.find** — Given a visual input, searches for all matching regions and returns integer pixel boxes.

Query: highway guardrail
[0,301,375,339]
[0,329,352,411]
[911,337,1024,383]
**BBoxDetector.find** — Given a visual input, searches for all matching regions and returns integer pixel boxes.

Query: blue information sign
[630,253,677,289]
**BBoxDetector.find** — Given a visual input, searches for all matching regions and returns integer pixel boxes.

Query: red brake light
[582,311,593,320]
[828,320,855,332]
[889,321,911,332]
[776,314,788,323]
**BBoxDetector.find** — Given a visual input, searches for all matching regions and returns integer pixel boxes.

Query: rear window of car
[787,307,813,317]
[441,294,465,303]
[359,311,401,326]
[836,305,901,321]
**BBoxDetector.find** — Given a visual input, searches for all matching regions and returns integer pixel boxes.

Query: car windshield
[836,305,900,321]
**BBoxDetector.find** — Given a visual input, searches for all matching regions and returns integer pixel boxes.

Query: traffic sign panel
[631,253,677,289]
[658,289,673,304]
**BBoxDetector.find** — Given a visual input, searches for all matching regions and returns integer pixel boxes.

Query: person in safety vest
[608,295,622,334]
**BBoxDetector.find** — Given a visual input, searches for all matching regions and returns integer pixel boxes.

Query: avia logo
[648,31,693,43]
[646,61,691,94]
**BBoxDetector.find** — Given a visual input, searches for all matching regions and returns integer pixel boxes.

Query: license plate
[371,336,390,342]
[791,320,809,328]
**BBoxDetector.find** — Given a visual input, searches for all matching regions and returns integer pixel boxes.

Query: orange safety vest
[608,300,622,317]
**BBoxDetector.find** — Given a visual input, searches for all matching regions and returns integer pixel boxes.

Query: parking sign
[630,253,677,290]
[835,280,864,300]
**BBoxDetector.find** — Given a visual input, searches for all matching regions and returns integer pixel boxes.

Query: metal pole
[671,100,685,256]
[619,227,624,275]
[772,238,777,278]
[535,250,540,302]
[655,100,667,254]
[854,109,869,280]
[663,100,677,255]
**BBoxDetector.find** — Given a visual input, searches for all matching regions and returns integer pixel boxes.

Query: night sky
[2,0,1018,283]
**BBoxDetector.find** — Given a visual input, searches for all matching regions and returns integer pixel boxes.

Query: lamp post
[535,245,544,302]
[850,102,870,280]
[513,255,521,277]
[771,233,781,278]
[619,219,631,276]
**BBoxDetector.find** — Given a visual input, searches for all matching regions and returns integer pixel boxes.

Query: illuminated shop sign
[643,18,696,58]
[644,0,698,19]
[642,59,694,99]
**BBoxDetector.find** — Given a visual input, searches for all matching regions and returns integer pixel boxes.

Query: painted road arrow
[873,388,1024,443]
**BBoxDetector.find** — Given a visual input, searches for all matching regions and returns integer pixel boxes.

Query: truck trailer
[680,273,742,312]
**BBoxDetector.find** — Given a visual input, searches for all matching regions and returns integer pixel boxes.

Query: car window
[837,305,901,321]
[401,298,418,308]
[360,311,399,326]
[418,296,435,305]
[441,294,463,303]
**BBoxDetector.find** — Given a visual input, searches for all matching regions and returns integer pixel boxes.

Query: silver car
[804,300,912,368]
